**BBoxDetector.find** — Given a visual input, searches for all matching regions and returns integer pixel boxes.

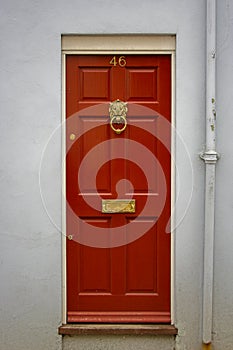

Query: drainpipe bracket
[199,150,220,164]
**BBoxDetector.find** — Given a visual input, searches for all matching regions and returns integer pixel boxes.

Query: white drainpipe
[200,0,219,345]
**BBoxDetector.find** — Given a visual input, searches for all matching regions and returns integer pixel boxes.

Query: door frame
[61,34,176,325]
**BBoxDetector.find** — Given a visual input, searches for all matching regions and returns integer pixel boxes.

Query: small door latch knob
[69,134,76,141]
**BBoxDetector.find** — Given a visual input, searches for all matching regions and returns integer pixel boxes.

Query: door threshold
[58,323,178,336]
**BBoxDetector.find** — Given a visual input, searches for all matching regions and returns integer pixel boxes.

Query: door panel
[66,54,171,323]
[79,68,111,100]
[126,68,158,101]
[126,226,157,292]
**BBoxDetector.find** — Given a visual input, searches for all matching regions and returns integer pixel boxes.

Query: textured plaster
[63,335,175,350]
[1,0,233,349]
[212,0,233,349]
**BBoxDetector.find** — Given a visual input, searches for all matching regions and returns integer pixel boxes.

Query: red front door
[66,55,171,323]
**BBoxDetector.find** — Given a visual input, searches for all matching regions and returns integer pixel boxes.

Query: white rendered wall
[213,1,233,349]
[1,1,231,349]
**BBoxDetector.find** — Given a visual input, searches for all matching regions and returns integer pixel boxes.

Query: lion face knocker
[109,99,128,134]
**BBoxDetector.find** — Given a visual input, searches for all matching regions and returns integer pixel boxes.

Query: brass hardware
[109,56,127,67]
[67,235,73,240]
[69,133,76,141]
[109,99,128,134]
[110,116,127,134]
[102,199,135,213]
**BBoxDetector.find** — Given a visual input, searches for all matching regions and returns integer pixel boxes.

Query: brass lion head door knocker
[109,99,128,134]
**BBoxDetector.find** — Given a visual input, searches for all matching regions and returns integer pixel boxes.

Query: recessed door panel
[126,68,158,101]
[79,68,111,100]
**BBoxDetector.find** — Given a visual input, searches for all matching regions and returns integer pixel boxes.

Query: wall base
[62,335,176,350]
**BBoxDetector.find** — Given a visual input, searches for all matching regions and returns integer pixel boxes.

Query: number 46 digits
[109,56,126,67]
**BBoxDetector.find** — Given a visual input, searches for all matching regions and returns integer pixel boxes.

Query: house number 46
[109,56,127,67]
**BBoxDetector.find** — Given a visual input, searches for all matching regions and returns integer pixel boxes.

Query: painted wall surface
[62,335,175,350]
[0,0,232,349]
[213,1,233,349]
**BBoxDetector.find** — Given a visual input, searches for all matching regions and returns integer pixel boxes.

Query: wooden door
[66,55,171,323]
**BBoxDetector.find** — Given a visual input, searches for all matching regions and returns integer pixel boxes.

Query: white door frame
[61,34,176,325]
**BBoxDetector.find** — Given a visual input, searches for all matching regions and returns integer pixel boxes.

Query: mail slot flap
[102,199,135,213]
